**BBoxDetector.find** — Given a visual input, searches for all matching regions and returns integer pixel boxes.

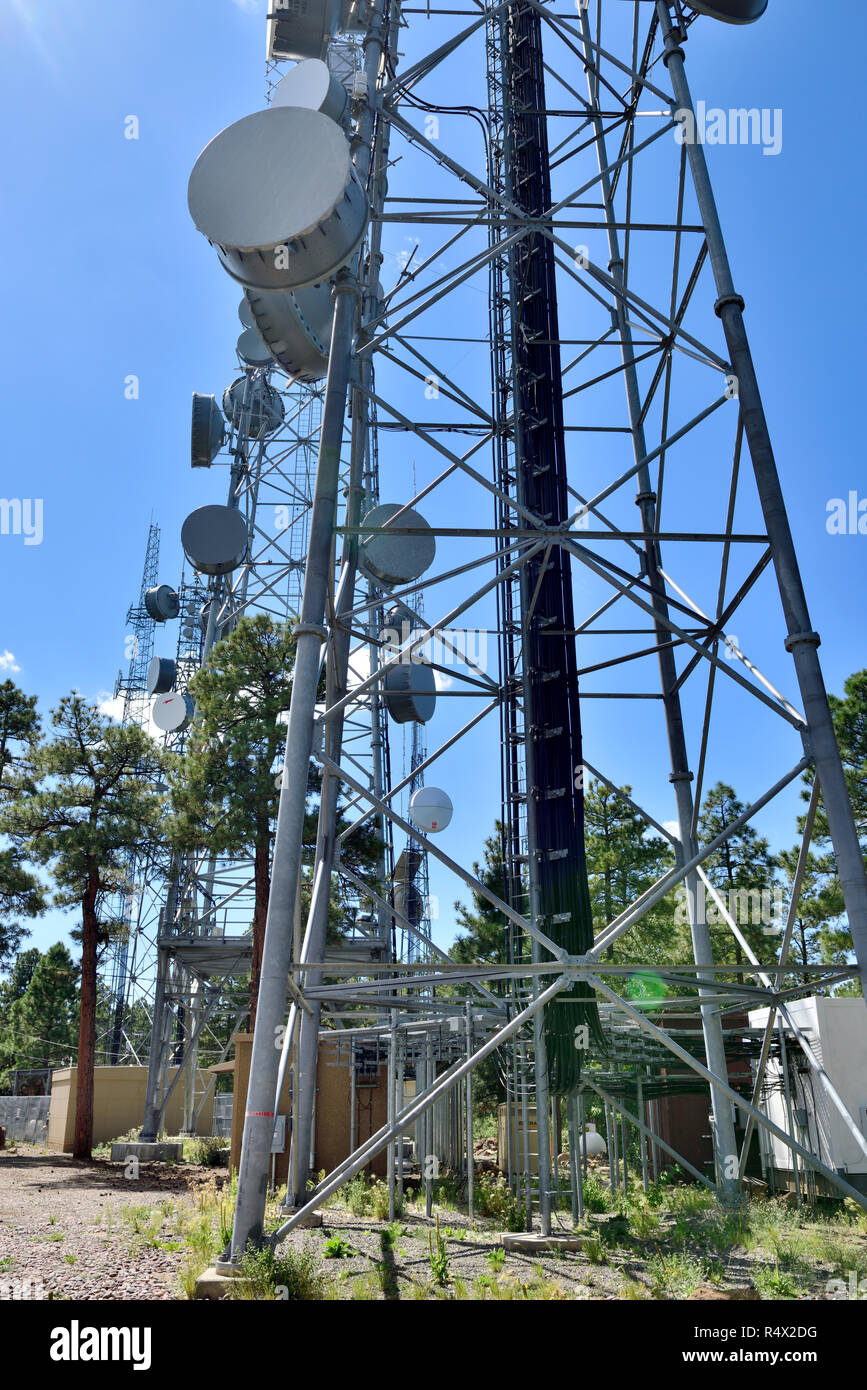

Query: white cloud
[0,650,20,673]
[231,0,265,11]
[97,691,163,741]
[98,694,124,722]
[663,820,680,838]
[346,643,371,692]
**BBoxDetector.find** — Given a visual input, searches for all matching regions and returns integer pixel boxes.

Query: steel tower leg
[140,884,177,1141]
[579,8,740,1201]
[658,3,867,985]
[286,30,395,1207]
[226,275,359,1258]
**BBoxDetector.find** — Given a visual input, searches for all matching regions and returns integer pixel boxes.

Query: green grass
[323,1234,357,1259]
[229,1244,327,1301]
[753,1263,805,1299]
[473,1267,571,1300]
[627,1205,663,1242]
[474,1172,525,1230]
[582,1233,606,1264]
[646,1251,711,1299]
[339,1174,400,1221]
[667,1186,716,1217]
[428,1216,450,1287]
[181,1135,226,1167]
[473,1111,498,1142]
[381,1221,408,1249]
[581,1173,613,1214]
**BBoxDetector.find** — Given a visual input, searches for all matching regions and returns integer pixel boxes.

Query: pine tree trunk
[249,833,271,1031]
[73,871,99,1160]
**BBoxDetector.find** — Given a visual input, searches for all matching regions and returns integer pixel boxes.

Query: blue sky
[1,0,865,961]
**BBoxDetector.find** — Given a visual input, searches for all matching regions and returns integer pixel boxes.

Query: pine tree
[449,794,681,1099]
[0,947,41,1029]
[697,782,778,976]
[0,680,39,794]
[583,779,678,966]
[168,615,381,1028]
[0,695,168,1158]
[824,669,867,840]
[0,942,79,1088]
[168,616,296,1029]
[0,681,45,964]
[797,669,867,993]
[451,826,511,966]
[1,947,39,993]
[776,845,843,985]
[449,825,511,1107]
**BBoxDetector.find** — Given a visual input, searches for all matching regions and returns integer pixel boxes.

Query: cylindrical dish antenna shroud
[272,59,349,124]
[383,662,437,725]
[244,282,333,382]
[181,505,249,576]
[144,585,180,622]
[188,107,368,292]
[152,692,195,734]
[222,376,285,436]
[236,327,274,367]
[191,393,226,468]
[689,0,768,20]
[147,656,176,696]
[360,504,436,586]
[266,0,339,61]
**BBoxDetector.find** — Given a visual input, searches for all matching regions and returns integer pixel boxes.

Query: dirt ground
[1,1144,864,1300]
[0,1146,210,1300]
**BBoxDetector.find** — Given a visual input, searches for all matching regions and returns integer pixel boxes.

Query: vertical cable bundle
[502,0,604,1090]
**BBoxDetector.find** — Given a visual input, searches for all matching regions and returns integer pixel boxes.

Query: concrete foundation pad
[195,1266,239,1300]
[502,1233,587,1253]
[285,1211,324,1229]
[110,1141,183,1163]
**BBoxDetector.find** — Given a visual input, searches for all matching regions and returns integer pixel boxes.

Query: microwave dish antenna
[188,107,368,292]
[191,393,226,468]
[222,376,285,436]
[688,0,768,20]
[237,327,274,368]
[243,283,333,382]
[272,58,349,123]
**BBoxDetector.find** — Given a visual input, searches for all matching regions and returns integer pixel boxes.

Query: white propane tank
[409,786,453,833]
[583,1121,607,1157]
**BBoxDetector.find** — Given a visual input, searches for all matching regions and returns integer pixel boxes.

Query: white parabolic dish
[272,59,348,123]
[189,106,355,252]
[237,327,273,366]
[152,693,194,734]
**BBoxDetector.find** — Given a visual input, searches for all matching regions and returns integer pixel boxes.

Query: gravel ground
[0,1145,216,1300]
[1,1145,863,1300]
[281,1205,619,1299]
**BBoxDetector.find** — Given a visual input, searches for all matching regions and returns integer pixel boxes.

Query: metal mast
[102,521,161,1066]
[170,0,867,1261]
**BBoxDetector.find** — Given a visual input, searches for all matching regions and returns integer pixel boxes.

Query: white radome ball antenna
[409,786,453,833]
